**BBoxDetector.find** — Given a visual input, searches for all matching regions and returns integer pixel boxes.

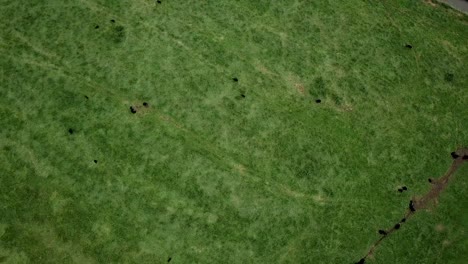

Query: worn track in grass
[357,148,468,263]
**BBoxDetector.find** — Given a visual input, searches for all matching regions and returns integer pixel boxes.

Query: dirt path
[356,147,468,264]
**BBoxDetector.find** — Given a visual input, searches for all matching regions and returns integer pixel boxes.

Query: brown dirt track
[358,147,468,263]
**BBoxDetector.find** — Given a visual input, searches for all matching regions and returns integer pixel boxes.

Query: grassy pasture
[0,0,467,263]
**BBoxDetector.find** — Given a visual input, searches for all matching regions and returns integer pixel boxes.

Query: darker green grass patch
[112,25,126,43]
[444,72,454,82]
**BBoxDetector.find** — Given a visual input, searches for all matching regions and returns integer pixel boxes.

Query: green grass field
[1,0,467,263]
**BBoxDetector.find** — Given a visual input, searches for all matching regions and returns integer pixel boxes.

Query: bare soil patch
[357,147,468,263]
